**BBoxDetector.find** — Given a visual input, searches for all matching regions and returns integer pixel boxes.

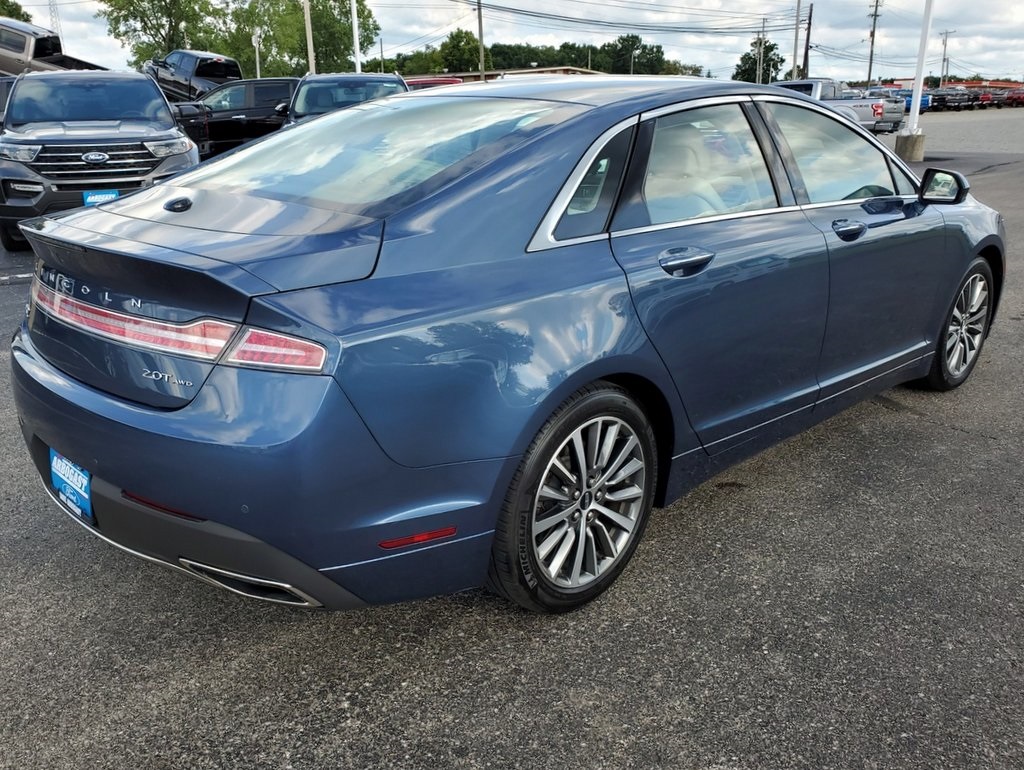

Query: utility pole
[939,29,955,87]
[477,0,486,79]
[756,17,765,84]
[791,0,802,80]
[301,0,316,74]
[380,38,384,73]
[350,0,361,72]
[866,0,882,87]
[802,3,814,78]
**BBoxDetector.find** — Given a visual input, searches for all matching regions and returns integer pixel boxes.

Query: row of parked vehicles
[0,16,432,250]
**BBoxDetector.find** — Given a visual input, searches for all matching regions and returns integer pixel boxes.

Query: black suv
[185,77,298,158]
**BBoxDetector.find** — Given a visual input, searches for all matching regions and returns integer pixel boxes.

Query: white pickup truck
[772,78,905,134]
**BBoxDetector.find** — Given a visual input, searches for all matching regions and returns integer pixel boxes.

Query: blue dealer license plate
[82,190,119,206]
[50,449,93,521]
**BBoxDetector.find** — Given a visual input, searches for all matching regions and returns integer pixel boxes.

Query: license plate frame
[49,449,93,521]
[82,189,120,206]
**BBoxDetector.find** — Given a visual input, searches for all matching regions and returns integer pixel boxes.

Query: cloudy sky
[28,0,1024,83]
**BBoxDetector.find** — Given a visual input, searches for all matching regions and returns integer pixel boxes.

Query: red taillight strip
[225,328,327,372]
[379,526,458,550]
[32,280,237,360]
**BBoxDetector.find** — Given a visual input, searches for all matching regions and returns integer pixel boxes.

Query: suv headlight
[144,137,194,158]
[0,142,42,162]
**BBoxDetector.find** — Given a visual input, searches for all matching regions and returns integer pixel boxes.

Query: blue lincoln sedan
[9,77,1005,612]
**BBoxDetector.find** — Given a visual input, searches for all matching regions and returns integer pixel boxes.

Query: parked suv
[0,70,198,250]
[143,49,242,102]
[281,72,407,125]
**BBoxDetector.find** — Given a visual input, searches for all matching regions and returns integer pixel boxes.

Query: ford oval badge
[82,152,110,164]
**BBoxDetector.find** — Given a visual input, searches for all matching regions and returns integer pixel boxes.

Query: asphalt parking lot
[1,108,1022,769]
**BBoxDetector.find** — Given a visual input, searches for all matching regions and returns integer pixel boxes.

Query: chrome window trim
[750,94,922,186]
[611,205,804,239]
[799,194,919,212]
[638,94,752,122]
[527,115,639,253]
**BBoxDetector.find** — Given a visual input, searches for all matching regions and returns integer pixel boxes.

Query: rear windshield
[34,35,62,58]
[6,77,174,127]
[194,58,242,80]
[175,96,583,217]
[292,79,407,118]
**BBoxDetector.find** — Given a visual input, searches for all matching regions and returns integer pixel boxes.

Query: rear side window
[175,96,583,216]
[614,104,777,230]
[195,58,241,79]
[0,29,26,54]
[34,35,61,58]
[763,102,896,203]
[553,126,633,241]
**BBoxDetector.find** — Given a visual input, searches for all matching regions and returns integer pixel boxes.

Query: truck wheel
[0,226,29,252]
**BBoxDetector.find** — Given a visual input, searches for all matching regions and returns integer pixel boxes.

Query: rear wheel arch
[977,244,1004,325]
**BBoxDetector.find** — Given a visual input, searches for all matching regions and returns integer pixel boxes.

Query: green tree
[97,0,228,68]
[661,60,703,76]
[0,0,31,23]
[439,28,482,73]
[732,37,785,83]
[394,45,444,75]
[599,34,665,75]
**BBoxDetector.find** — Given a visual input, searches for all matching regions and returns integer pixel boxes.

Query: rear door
[201,81,250,155]
[609,100,829,453]
[757,99,955,401]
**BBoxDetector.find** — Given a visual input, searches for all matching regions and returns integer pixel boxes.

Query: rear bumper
[11,324,513,608]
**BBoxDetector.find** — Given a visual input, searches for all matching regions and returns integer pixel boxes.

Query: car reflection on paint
[9,76,1005,613]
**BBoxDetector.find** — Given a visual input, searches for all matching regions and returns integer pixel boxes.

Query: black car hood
[30,184,383,292]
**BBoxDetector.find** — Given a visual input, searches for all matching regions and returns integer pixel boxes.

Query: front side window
[617,104,777,229]
[202,83,246,111]
[764,102,896,203]
[254,81,292,106]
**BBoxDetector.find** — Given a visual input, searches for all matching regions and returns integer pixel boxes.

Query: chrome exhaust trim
[41,480,322,608]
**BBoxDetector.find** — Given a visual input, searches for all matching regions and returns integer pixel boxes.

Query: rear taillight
[872,103,884,118]
[32,279,328,374]
[32,280,236,360]
[224,328,327,372]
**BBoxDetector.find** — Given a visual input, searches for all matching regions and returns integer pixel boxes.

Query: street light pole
[301,0,316,74]
[252,31,261,79]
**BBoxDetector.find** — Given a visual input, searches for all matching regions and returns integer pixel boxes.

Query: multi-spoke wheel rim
[530,416,648,589]
[946,273,989,377]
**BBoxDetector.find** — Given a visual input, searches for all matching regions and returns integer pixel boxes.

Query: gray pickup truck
[0,17,105,75]
[773,78,905,134]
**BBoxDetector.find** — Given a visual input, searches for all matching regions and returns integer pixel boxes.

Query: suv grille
[28,143,160,181]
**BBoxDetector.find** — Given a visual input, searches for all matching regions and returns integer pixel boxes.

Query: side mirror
[152,58,165,67]
[172,103,205,119]
[274,102,289,116]
[919,168,970,205]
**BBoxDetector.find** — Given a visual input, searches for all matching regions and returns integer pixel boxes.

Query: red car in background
[405,76,464,90]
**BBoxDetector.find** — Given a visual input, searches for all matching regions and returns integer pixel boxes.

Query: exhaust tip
[178,558,321,608]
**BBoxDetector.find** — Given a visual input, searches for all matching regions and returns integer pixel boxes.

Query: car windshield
[292,79,406,118]
[194,58,242,80]
[174,95,583,217]
[5,78,174,127]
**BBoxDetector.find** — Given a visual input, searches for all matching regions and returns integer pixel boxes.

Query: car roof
[0,18,56,37]
[174,49,238,60]
[400,75,798,110]
[298,73,405,83]
[19,70,151,82]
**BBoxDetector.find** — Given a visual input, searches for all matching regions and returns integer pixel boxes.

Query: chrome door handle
[658,247,715,276]
[230,115,247,120]
[832,219,868,241]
